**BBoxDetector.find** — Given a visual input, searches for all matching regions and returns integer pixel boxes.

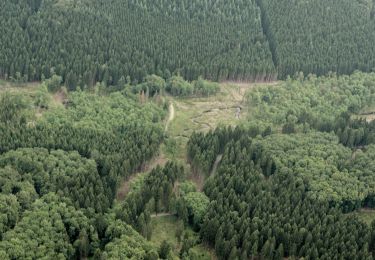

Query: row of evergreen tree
[260,0,375,78]
[2,0,375,85]
[0,0,275,86]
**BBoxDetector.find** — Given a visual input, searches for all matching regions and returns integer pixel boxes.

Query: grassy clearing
[353,114,375,123]
[0,80,65,112]
[353,106,375,122]
[189,244,216,260]
[365,114,375,122]
[0,81,41,94]
[150,215,213,259]
[165,82,279,192]
[351,209,375,225]
[0,81,47,119]
[150,215,183,249]
[149,83,270,258]
[167,83,255,161]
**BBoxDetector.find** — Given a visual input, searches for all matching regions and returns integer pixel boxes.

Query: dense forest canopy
[0,0,274,85]
[251,132,375,210]
[2,0,375,258]
[203,136,373,259]
[2,0,375,85]
[260,0,375,78]
[0,148,108,213]
[0,193,99,259]
[188,127,375,259]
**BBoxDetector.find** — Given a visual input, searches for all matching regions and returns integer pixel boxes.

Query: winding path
[116,102,175,201]
[116,83,262,201]
[210,154,223,176]
[165,103,175,133]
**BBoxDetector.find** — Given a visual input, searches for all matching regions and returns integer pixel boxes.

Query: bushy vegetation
[176,192,210,230]
[252,132,375,211]
[0,90,165,204]
[102,219,158,259]
[166,76,220,97]
[0,86,167,258]
[0,148,108,213]
[0,193,99,259]
[133,74,220,98]
[248,72,375,127]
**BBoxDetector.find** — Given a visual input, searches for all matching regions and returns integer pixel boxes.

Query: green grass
[150,215,184,248]
[0,80,40,93]
[359,105,375,113]
[166,84,251,162]
[150,215,213,259]
[352,209,375,225]
[0,80,67,120]
[188,244,214,260]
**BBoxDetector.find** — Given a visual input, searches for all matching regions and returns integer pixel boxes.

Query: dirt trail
[116,103,175,201]
[53,90,67,106]
[116,173,144,201]
[116,148,169,201]
[165,103,175,132]
[151,212,174,218]
[210,154,223,176]
[116,82,277,201]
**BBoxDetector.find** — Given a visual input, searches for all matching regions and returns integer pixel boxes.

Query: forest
[3,0,375,86]
[0,0,275,85]
[0,83,168,258]
[2,0,375,259]
[186,72,375,259]
[260,0,375,78]
[0,73,220,258]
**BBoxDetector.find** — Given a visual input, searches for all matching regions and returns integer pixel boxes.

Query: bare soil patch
[116,152,168,201]
[53,90,67,105]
